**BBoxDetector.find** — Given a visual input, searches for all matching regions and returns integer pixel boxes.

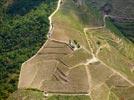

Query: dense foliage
[0,0,57,99]
[111,19,134,43]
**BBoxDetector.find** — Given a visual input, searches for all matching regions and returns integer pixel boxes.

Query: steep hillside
[0,0,57,99]
[8,0,134,100]
[88,0,134,43]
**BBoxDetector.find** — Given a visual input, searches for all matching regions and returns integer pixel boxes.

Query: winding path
[48,0,62,37]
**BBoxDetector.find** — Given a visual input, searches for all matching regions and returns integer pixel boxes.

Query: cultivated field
[17,0,134,100]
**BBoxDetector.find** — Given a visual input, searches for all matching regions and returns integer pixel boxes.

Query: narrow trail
[44,93,90,97]
[48,0,62,37]
[85,65,92,95]
[83,28,99,63]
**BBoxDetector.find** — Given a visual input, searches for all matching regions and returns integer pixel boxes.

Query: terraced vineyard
[9,0,134,100]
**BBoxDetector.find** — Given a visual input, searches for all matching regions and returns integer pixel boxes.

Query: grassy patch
[48,95,91,100]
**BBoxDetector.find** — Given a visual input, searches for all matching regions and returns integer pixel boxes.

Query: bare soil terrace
[18,0,134,99]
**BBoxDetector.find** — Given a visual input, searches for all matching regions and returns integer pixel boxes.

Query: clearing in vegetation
[16,0,134,100]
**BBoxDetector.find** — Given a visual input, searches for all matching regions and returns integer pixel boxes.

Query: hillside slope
[9,0,134,100]
[0,0,57,99]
